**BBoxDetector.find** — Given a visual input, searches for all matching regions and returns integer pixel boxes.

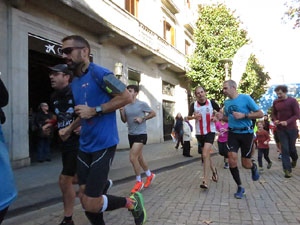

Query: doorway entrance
[162,100,175,141]
[28,34,63,161]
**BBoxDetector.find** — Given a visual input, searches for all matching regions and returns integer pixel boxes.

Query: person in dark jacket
[35,102,55,162]
[0,77,17,224]
[174,113,184,149]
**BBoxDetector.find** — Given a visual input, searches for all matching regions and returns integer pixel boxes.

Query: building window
[128,68,141,86]
[162,81,175,96]
[163,20,175,46]
[185,40,191,55]
[125,0,139,17]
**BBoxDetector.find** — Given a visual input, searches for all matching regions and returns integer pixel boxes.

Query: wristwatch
[95,105,103,116]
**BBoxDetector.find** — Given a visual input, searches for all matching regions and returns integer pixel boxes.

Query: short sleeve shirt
[71,63,119,152]
[224,94,260,133]
[124,99,152,135]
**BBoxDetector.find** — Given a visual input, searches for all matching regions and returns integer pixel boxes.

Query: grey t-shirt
[124,99,152,135]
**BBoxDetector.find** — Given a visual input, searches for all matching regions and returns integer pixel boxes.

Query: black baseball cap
[48,64,73,75]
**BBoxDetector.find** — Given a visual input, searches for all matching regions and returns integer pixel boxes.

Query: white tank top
[194,99,216,135]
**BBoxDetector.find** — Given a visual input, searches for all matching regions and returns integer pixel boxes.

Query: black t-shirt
[50,85,79,151]
[188,99,220,116]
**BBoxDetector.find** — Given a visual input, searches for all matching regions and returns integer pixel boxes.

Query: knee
[59,175,73,188]
[129,154,137,164]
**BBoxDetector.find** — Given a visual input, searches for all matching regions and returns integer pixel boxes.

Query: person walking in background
[59,35,146,225]
[222,80,263,199]
[215,116,229,169]
[120,85,156,193]
[0,77,17,224]
[272,85,300,178]
[35,102,55,162]
[182,116,193,157]
[174,113,184,149]
[188,86,220,189]
[254,121,272,174]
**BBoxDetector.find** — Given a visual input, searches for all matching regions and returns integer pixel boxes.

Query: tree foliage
[187,3,270,104]
[187,3,248,103]
[238,54,270,102]
[284,0,300,28]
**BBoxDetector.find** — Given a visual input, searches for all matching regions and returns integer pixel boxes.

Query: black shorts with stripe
[227,132,254,158]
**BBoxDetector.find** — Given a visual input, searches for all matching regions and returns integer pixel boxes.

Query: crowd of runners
[0,34,299,225]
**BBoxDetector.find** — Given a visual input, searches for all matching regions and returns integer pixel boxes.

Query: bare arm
[232,110,263,120]
[119,107,127,123]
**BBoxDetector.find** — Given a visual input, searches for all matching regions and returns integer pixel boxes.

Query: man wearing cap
[48,64,79,225]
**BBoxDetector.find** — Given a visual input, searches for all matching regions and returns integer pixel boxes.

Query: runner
[222,80,262,199]
[215,115,229,169]
[187,86,220,189]
[59,35,146,225]
[120,85,156,193]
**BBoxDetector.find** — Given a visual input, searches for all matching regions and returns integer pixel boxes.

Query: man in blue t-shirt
[60,35,146,225]
[222,80,263,199]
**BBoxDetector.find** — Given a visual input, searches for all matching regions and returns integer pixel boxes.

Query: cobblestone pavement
[4,147,300,225]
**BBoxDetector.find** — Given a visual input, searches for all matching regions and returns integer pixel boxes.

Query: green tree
[238,54,270,102]
[187,3,248,103]
[284,0,300,28]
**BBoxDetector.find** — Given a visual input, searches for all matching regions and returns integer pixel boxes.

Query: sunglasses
[61,47,85,55]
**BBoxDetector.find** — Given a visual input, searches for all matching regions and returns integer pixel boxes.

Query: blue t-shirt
[71,63,119,152]
[224,94,260,133]
[0,124,17,210]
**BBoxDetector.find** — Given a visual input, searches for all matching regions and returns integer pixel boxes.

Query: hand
[279,121,287,126]
[211,116,218,122]
[75,105,96,119]
[73,126,81,135]
[42,123,52,136]
[194,113,202,120]
[232,111,246,120]
[134,117,144,124]
[59,127,72,142]
[274,120,280,125]
[264,141,268,145]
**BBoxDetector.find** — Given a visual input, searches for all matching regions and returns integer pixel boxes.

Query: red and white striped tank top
[194,99,216,135]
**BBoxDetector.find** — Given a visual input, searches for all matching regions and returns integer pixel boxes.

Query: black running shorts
[77,146,116,198]
[196,132,215,148]
[61,150,78,176]
[227,132,254,158]
[128,134,147,148]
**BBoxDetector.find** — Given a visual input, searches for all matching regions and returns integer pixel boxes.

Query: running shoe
[224,162,229,169]
[129,192,147,225]
[259,167,264,174]
[59,219,74,225]
[144,173,156,188]
[278,154,282,160]
[103,179,113,194]
[251,162,260,181]
[267,162,272,169]
[284,170,292,178]
[292,160,297,168]
[234,186,245,199]
[131,181,144,193]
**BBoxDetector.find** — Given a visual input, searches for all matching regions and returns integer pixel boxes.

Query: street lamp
[220,58,232,80]
[114,62,123,80]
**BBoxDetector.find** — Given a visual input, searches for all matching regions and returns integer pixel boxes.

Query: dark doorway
[162,100,175,141]
[28,50,63,161]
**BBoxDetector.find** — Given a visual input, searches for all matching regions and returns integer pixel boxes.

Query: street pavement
[4,140,300,225]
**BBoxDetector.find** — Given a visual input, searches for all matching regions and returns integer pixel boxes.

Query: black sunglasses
[61,47,85,55]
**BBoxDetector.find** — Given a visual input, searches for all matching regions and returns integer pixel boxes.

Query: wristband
[245,113,248,119]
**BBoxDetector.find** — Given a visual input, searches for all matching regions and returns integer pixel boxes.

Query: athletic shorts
[196,132,215,148]
[77,146,116,198]
[61,150,77,176]
[128,134,147,148]
[218,141,228,158]
[227,132,254,158]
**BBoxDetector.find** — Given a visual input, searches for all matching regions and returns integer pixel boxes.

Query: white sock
[136,176,141,182]
[101,195,108,212]
[145,170,151,177]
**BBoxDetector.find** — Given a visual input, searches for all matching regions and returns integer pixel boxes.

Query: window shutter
[171,26,175,46]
